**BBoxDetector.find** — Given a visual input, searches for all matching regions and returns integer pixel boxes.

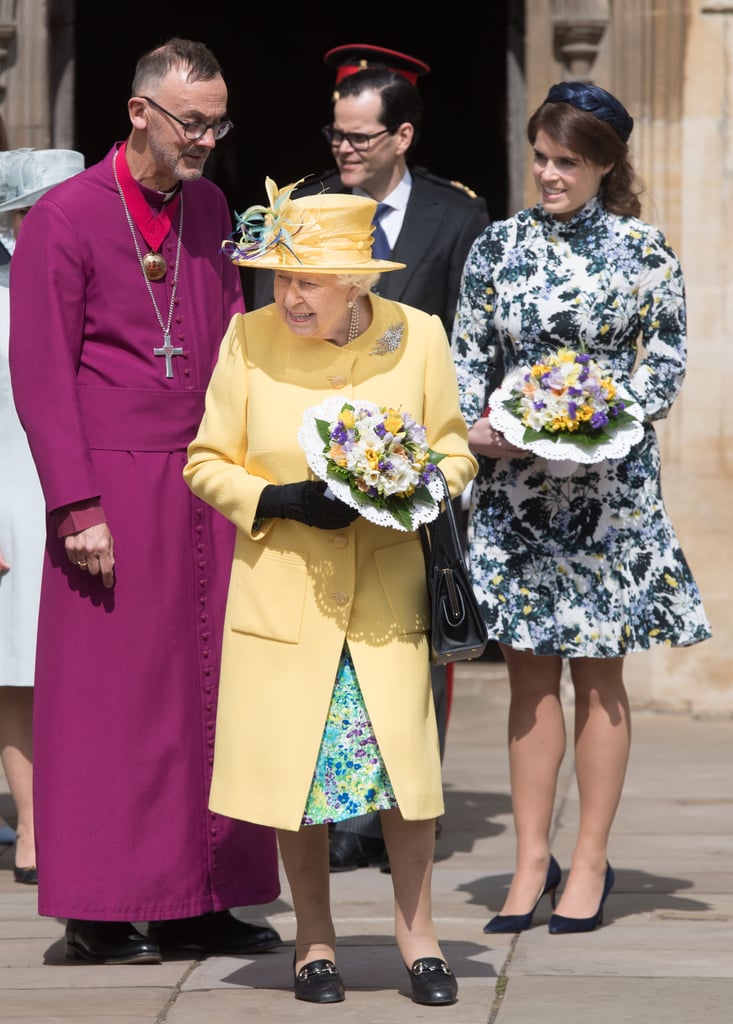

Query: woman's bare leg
[553,656,630,918]
[276,824,336,971]
[380,808,444,967]
[496,646,565,915]
[0,687,34,869]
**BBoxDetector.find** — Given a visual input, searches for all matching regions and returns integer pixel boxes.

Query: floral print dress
[451,197,711,658]
[302,645,397,825]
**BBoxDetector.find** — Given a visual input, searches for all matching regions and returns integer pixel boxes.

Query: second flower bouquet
[489,348,643,466]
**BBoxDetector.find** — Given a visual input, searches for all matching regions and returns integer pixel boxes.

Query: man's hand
[65,522,115,589]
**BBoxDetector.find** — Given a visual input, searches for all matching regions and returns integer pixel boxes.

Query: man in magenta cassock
[8,38,281,965]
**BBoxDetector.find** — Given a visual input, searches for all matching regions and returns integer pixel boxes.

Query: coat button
[333,591,349,606]
[329,375,347,388]
[333,534,348,548]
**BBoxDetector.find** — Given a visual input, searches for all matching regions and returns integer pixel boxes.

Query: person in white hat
[0,145,84,884]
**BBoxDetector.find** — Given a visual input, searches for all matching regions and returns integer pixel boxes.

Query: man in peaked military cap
[253,43,490,337]
[252,44,492,872]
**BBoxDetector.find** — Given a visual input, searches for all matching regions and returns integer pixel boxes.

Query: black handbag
[419,468,489,665]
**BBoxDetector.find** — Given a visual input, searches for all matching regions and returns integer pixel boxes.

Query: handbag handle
[419,467,466,573]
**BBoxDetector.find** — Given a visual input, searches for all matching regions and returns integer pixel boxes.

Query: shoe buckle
[413,958,452,976]
[297,961,337,981]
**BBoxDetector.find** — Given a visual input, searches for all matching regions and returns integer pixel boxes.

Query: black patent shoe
[328,830,388,872]
[294,958,345,1003]
[407,957,458,1005]
[65,919,162,964]
[148,910,281,954]
[13,842,38,885]
[549,862,615,934]
[484,855,562,933]
[13,863,38,885]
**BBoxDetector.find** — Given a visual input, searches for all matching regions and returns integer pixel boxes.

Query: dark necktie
[371,202,392,259]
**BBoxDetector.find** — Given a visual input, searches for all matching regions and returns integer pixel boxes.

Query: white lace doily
[298,396,444,531]
[488,377,644,465]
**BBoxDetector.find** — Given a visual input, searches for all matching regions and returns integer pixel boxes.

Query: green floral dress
[302,645,397,825]
[451,198,712,658]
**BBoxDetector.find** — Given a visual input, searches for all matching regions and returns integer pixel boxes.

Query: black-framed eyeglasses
[321,125,395,152]
[141,96,233,142]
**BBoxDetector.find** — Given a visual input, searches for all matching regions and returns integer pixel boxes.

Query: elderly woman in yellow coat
[184,180,477,1007]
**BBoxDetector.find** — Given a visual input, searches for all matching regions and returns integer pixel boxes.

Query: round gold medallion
[143,251,167,281]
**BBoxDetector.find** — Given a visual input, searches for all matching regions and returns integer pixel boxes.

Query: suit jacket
[252,166,490,335]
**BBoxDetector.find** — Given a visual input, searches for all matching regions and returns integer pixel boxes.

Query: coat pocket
[229,548,308,643]
[373,538,430,635]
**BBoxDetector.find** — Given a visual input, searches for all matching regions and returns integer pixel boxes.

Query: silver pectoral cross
[154,333,184,378]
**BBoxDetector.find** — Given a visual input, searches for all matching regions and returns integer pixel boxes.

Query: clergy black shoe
[328,830,389,872]
[65,919,162,965]
[294,958,345,1003]
[407,957,458,1005]
[148,910,281,954]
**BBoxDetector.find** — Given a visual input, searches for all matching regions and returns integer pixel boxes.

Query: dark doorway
[74,5,512,306]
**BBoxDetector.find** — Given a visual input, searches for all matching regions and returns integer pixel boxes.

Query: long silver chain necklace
[112,148,184,378]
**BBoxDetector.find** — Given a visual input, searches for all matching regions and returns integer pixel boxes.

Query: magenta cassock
[8,144,279,920]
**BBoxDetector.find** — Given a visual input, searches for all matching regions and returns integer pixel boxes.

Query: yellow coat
[184,294,477,831]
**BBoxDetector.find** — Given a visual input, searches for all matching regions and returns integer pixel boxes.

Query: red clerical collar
[114,141,181,252]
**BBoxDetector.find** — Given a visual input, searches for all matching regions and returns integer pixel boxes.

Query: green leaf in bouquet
[428,447,447,465]
[387,499,415,531]
[315,417,332,446]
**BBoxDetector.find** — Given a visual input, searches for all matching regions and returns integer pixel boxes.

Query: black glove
[256,480,360,529]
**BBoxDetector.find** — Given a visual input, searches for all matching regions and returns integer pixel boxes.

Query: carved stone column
[0,1,18,108]
[550,0,610,79]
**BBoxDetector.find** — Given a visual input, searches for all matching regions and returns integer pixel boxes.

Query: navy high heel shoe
[548,862,615,934]
[484,855,562,933]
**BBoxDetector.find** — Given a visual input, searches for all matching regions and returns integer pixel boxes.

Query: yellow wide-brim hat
[222,177,405,274]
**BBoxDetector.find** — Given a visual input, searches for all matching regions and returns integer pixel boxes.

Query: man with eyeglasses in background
[9,36,281,966]
[253,44,491,873]
[254,44,489,337]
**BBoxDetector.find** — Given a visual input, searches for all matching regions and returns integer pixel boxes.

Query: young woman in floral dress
[452,82,711,936]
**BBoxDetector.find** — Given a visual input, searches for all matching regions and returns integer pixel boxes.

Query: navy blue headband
[545,81,634,142]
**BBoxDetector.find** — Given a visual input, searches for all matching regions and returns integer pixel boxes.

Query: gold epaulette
[450,180,478,199]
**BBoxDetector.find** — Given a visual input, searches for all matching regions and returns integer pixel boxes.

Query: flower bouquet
[488,348,643,474]
[298,396,445,530]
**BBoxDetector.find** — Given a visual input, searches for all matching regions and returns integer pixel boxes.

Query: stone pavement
[1,659,731,1023]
